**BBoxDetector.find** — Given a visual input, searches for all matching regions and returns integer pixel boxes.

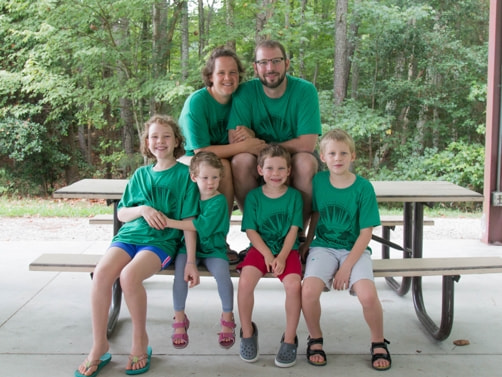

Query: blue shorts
[303,247,374,295]
[109,242,172,270]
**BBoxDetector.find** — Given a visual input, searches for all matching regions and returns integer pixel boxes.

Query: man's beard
[259,71,286,89]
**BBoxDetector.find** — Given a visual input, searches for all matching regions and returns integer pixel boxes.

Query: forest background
[0,0,489,208]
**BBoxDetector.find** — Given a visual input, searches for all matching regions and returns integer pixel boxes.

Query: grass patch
[0,197,482,218]
[0,197,113,217]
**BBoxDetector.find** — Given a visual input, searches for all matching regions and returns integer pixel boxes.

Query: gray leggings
[172,253,234,313]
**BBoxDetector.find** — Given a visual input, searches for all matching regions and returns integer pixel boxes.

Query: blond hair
[319,129,355,154]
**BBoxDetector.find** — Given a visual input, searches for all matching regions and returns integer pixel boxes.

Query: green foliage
[360,141,485,193]
[0,117,71,194]
[0,0,492,198]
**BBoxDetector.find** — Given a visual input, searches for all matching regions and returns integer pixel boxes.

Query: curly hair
[201,46,245,87]
[140,114,185,159]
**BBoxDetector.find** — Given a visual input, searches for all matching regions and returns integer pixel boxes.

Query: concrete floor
[1,223,502,377]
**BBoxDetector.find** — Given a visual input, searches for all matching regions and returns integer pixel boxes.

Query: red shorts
[236,246,302,281]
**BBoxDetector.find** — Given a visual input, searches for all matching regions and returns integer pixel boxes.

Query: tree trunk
[181,1,189,80]
[298,0,307,79]
[333,0,348,107]
[166,2,184,73]
[225,0,236,50]
[256,0,276,42]
[198,0,205,57]
[152,1,168,114]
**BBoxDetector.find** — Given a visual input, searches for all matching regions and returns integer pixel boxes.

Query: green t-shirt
[179,88,231,156]
[179,193,230,260]
[242,186,303,255]
[113,163,199,258]
[311,172,380,252]
[227,76,321,142]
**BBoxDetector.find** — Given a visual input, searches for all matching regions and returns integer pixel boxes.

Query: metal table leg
[409,202,458,340]
[383,203,413,296]
[107,278,122,338]
[412,274,459,341]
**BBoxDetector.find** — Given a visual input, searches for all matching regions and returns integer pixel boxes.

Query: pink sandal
[172,315,190,349]
[218,316,236,349]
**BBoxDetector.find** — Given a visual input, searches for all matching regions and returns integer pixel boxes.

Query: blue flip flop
[75,352,112,377]
[125,346,152,375]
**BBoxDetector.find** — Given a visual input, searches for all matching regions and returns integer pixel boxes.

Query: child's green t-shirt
[311,171,380,252]
[179,193,230,260]
[242,186,303,255]
[113,163,199,258]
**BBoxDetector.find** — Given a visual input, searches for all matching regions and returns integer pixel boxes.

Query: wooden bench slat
[30,253,502,278]
[372,257,502,277]
[90,214,434,227]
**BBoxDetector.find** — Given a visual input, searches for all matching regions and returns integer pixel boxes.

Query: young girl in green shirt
[75,115,199,377]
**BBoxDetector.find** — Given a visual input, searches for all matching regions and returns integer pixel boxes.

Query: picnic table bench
[34,178,488,341]
[30,253,502,341]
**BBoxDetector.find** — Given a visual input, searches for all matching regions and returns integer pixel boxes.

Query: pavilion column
[482,0,502,244]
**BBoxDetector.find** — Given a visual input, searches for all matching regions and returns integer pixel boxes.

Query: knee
[119,267,140,293]
[92,264,119,288]
[301,282,320,304]
[357,289,381,310]
[231,154,257,176]
[283,278,302,296]
[291,153,317,176]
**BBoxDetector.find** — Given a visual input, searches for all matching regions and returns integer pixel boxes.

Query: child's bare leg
[237,266,262,337]
[120,252,160,371]
[282,273,302,343]
[301,276,326,364]
[353,279,390,369]
[77,249,130,375]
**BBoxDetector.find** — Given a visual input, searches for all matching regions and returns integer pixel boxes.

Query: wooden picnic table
[54,179,483,340]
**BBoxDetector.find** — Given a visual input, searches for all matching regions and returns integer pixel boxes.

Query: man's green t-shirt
[113,163,199,258]
[242,186,303,255]
[179,193,230,260]
[179,88,231,156]
[311,171,380,252]
[227,76,321,142]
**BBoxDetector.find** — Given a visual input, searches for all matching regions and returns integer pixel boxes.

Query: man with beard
[228,40,321,239]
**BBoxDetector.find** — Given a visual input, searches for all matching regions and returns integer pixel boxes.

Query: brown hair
[319,129,356,154]
[140,114,185,159]
[202,47,245,87]
[257,144,291,168]
[189,151,224,178]
[254,40,288,61]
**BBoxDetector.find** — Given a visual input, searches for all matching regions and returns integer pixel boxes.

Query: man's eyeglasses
[255,57,285,67]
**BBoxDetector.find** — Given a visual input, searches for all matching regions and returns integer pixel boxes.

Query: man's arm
[278,134,318,154]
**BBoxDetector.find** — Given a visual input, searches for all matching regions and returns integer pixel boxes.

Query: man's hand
[229,126,255,143]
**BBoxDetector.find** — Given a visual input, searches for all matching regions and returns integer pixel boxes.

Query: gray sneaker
[275,334,298,368]
[240,322,259,363]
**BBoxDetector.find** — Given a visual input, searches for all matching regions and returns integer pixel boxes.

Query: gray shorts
[303,247,374,295]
